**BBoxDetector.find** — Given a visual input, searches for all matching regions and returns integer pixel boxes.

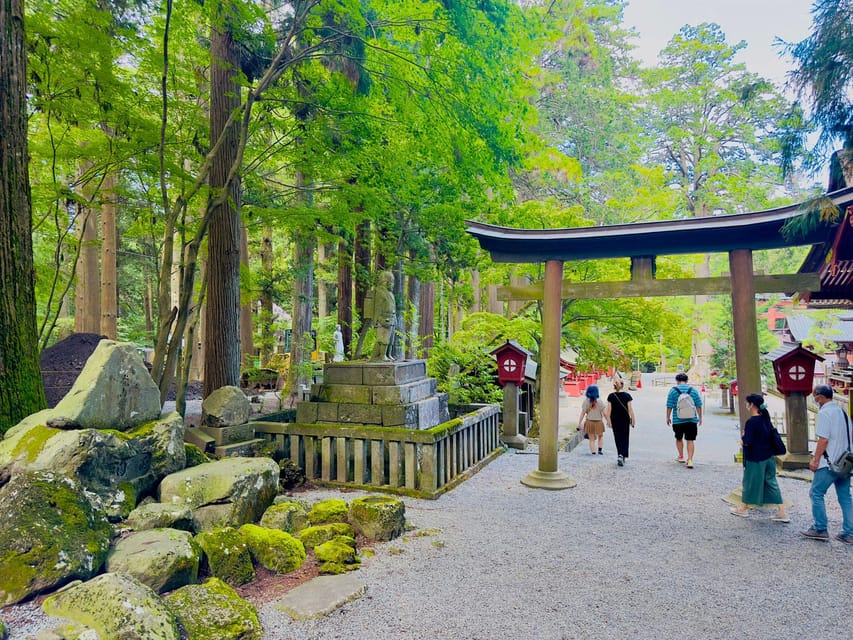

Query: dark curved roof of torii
[466,186,853,263]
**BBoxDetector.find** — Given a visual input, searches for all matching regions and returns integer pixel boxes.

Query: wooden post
[729,250,762,427]
[521,260,576,490]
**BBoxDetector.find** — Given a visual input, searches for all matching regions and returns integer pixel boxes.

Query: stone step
[273,574,366,621]
[323,360,427,386]
[197,422,255,446]
[184,427,215,453]
[213,439,265,458]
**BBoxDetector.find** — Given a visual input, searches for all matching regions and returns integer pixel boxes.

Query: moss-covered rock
[297,523,355,550]
[201,386,251,428]
[259,501,309,533]
[184,443,210,468]
[0,471,111,606]
[125,502,194,532]
[194,528,255,587]
[314,535,360,575]
[238,524,306,574]
[347,495,405,541]
[307,498,348,525]
[165,577,261,640]
[42,572,179,640]
[105,528,200,594]
[158,457,279,527]
[0,412,186,521]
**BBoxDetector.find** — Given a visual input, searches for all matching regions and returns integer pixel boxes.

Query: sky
[621,0,815,86]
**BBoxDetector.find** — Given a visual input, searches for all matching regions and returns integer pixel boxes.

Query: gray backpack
[674,386,696,419]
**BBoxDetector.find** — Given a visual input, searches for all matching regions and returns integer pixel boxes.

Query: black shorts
[673,422,698,441]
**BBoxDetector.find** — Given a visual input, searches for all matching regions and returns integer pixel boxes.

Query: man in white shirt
[801,385,853,543]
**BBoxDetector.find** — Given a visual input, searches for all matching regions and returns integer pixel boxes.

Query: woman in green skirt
[730,393,789,522]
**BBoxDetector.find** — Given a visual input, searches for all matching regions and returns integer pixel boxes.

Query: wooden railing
[251,404,502,499]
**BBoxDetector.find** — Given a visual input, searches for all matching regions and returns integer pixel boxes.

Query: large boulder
[297,523,355,550]
[158,457,278,527]
[307,498,348,525]
[0,413,186,520]
[125,502,194,532]
[11,340,160,433]
[105,528,201,594]
[201,386,250,428]
[259,501,309,534]
[238,524,306,574]
[194,528,255,587]
[347,495,406,541]
[165,578,262,640]
[41,572,179,640]
[0,471,111,606]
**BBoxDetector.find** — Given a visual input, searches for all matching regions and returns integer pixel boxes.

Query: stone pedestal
[500,382,527,450]
[781,391,810,470]
[296,360,448,430]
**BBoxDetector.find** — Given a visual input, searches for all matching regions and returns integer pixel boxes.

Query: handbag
[825,411,853,475]
[769,424,787,456]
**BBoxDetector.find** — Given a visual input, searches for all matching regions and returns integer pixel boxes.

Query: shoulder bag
[824,410,853,476]
[768,423,787,457]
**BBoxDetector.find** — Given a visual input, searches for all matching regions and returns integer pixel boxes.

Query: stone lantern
[490,341,532,449]
[765,342,824,470]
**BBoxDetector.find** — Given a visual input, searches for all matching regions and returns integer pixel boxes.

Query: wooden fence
[251,404,502,499]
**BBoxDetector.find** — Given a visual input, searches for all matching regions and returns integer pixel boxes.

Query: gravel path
[4,383,852,639]
[259,384,853,640]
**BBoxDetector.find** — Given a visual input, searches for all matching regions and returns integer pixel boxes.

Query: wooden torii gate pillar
[520,260,576,489]
[505,252,814,489]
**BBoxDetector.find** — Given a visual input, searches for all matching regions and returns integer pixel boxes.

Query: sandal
[771,516,790,523]
[729,508,749,518]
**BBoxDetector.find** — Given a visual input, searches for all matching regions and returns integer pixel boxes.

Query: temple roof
[466,186,853,263]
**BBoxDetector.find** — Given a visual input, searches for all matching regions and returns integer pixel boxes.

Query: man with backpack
[666,372,703,468]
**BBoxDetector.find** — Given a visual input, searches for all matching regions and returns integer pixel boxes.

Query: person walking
[801,384,853,543]
[604,377,635,467]
[665,372,702,468]
[730,393,789,522]
[578,385,606,455]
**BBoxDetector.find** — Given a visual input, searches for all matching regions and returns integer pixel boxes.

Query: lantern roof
[763,342,825,363]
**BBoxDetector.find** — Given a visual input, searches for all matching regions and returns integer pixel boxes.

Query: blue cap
[586,385,599,400]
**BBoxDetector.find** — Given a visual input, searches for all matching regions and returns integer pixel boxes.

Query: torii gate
[467,186,853,489]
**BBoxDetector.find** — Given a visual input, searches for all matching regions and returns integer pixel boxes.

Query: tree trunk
[317,242,328,320]
[99,171,118,339]
[0,0,47,433]
[392,260,405,360]
[406,270,421,359]
[354,220,370,321]
[259,227,274,364]
[75,162,100,334]
[337,236,353,356]
[240,223,254,367]
[203,10,242,397]
[419,279,435,356]
[287,222,315,406]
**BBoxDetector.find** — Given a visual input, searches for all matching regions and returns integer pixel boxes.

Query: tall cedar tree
[0,0,47,434]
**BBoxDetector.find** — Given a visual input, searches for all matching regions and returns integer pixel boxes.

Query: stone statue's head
[379,270,394,288]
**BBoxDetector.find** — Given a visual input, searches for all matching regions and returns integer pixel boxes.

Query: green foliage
[783,0,853,159]
[428,342,502,405]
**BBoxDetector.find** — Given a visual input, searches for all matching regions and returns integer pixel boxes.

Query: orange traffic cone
[636,374,642,389]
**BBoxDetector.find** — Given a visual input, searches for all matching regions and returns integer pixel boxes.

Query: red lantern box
[490,341,533,387]
[764,342,824,396]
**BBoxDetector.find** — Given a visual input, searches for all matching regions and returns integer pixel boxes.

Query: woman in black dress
[604,377,636,466]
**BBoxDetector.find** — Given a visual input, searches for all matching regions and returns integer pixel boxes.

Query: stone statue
[333,324,345,362]
[367,270,396,361]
